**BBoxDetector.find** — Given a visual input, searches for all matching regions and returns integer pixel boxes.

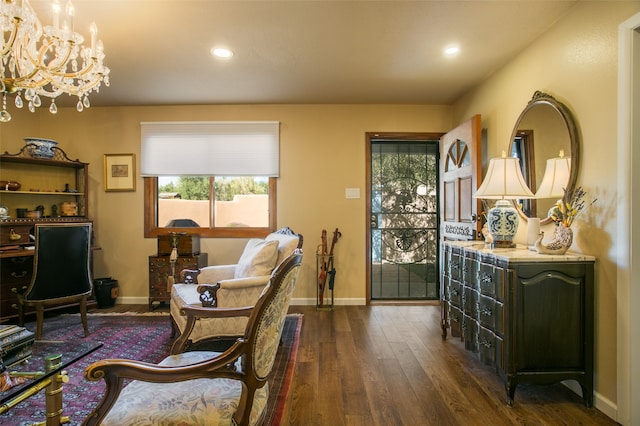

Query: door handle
[370,214,378,229]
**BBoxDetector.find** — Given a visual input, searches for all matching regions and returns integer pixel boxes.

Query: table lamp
[474,152,534,248]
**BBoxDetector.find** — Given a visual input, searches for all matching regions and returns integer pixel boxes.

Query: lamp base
[486,199,520,249]
[491,240,516,249]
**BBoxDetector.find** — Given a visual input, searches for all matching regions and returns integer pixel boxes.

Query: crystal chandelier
[1,0,109,122]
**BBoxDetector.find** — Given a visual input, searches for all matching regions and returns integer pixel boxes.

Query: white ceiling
[29,0,578,107]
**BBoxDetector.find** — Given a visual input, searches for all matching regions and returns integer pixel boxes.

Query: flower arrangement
[549,187,597,227]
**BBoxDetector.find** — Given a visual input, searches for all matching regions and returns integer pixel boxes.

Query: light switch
[345,188,360,199]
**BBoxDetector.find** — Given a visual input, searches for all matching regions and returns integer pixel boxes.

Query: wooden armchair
[170,227,302,354]
[82,250,303,426]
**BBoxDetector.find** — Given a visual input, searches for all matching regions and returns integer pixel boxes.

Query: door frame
[365,132,444,305]
[617,11,640,424]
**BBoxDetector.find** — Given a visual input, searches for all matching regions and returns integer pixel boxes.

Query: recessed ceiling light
[211,47,233,59]
[444,46,460,57]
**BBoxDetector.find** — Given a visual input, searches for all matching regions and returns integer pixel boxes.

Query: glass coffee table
[0,340,103,425]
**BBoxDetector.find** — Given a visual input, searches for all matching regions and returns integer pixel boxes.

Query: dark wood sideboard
[440,240,595,406]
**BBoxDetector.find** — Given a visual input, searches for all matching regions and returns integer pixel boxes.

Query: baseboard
[290,298,366,306]
[115,297,367,306]
[595,392,617,422]
[562,381,617,421]
[115,297,149,304]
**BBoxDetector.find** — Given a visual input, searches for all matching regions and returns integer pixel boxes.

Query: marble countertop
[442,240,596,262]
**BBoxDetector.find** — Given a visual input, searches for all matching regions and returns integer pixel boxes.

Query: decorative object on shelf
[535,187,597,255]
[0,205,9,219]
[24,210,41,219]
[24,138,58,159]
[481,222,493,248]
[104,154,136,192]
[474,152,534,248]
[0,0,110,123]
[0,181,20,191]
[535,226,574,255]
[60,202,78,216]
[525,217,541,248]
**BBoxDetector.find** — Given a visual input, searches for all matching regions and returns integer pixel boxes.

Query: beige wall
[452,1,640,419]
[0,104,452,306]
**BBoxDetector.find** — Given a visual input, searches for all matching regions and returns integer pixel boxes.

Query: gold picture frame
[104,153,136,192]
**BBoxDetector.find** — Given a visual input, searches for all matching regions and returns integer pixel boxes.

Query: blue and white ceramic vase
[24,138,58,159]
[487,199,519,248]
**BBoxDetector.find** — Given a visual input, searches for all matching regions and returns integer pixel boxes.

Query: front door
[440,115,483,241]
[367,133,442,301]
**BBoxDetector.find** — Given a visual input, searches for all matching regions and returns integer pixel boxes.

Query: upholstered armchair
[15,223,93,339]
[82,250,303,426]
[170,227,302,354]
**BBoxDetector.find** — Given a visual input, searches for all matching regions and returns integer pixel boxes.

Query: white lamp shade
[535,156,571,198]
[474,156,534,200]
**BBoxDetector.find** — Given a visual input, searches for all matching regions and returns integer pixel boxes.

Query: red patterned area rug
[0,313,302,426]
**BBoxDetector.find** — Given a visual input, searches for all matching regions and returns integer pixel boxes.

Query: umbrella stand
[316,252,334,310]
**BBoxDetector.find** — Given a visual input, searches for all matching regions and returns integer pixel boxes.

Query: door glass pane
[370,141,439,300]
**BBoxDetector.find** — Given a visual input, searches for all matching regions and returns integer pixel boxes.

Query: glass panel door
[370,141,440,300]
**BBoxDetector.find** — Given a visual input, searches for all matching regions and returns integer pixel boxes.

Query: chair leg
[170,315,178,339]
[35,304,44,340]
[17,300,25,327]
[80,297,89,337]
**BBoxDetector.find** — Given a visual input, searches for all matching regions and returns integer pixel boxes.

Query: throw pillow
[234,239,279,279]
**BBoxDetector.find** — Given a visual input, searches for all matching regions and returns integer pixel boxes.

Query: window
[142,122,279,238]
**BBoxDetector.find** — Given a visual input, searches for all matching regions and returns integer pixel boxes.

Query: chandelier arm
[36,39,74,73]
[48,61,96,79]
[1,18,20,57]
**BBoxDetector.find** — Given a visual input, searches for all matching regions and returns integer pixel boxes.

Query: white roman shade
[140,121,280,177]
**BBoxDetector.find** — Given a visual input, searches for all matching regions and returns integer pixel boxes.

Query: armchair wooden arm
[179,268,201,284]
[196,283,220,307]
[83,342,247,426]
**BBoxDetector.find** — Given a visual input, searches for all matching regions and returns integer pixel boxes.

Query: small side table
[148,253,208,309]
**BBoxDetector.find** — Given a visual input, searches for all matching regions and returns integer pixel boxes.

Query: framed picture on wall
[104,153,136,192]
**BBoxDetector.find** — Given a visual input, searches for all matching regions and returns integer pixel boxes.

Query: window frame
[144,176,277,238]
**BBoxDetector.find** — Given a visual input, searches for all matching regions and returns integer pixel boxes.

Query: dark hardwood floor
[92,303,617,425]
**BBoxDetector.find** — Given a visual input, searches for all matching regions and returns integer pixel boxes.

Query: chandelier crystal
[1,0,109,122]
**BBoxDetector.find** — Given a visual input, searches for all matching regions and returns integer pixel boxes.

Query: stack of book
[0,325,35,368]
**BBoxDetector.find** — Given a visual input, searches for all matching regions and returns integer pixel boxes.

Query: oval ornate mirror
[508,91,580,225]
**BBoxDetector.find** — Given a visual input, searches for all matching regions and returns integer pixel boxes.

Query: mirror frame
[509,91,580,225]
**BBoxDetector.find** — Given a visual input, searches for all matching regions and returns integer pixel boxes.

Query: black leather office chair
[15,223,93,339]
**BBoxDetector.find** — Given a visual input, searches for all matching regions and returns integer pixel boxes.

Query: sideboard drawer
[0,225,32,246]
[448,280,462,308]
[478,262,504,301]
[1,256,33,286]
